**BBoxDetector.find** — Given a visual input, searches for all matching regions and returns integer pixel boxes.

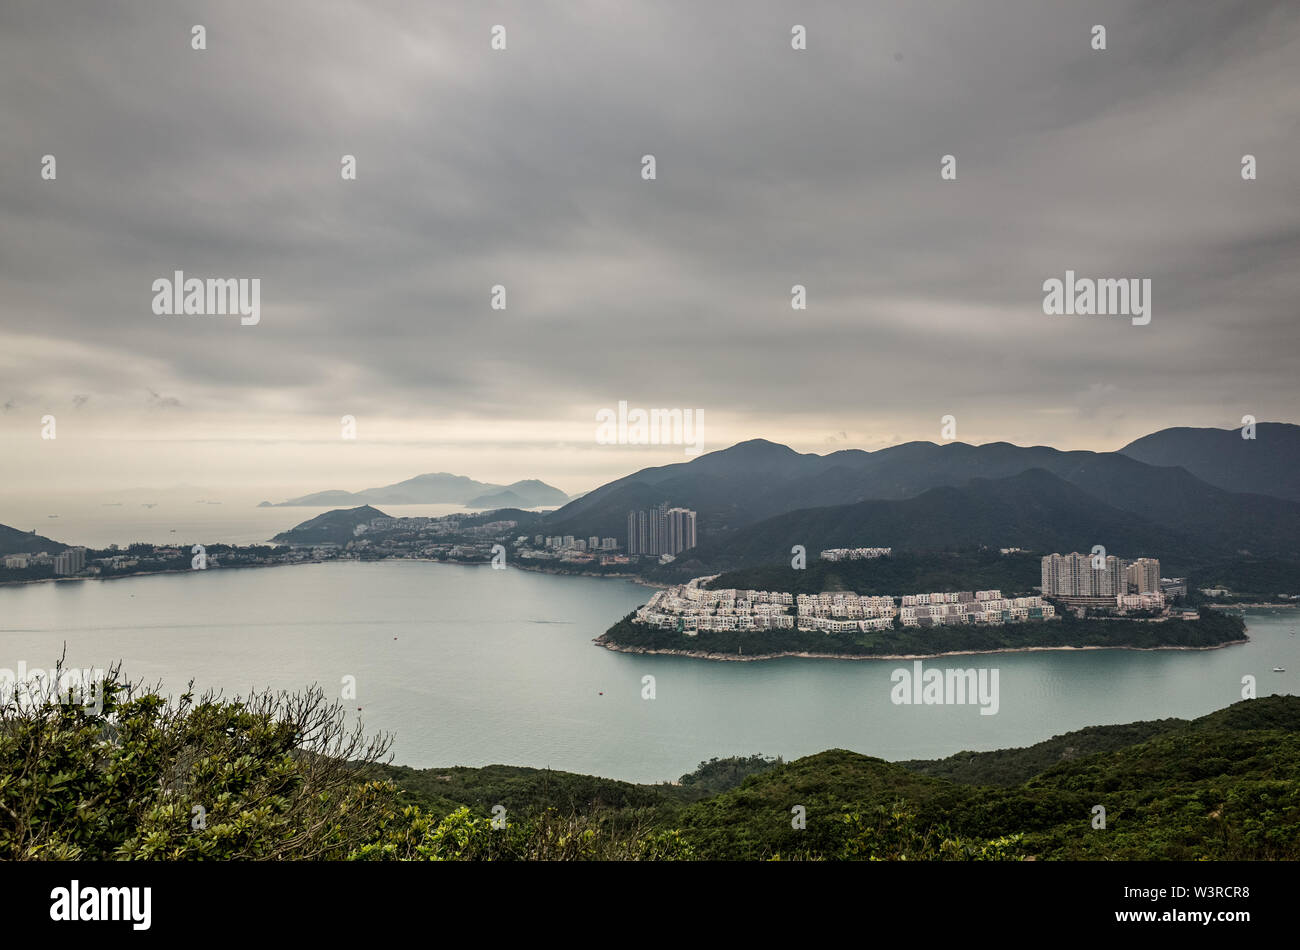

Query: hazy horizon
[1,419,1290,514]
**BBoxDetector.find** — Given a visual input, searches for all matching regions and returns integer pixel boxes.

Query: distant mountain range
[6,423,1297,571]
[260,474,569,509]
[543,423,1300,571]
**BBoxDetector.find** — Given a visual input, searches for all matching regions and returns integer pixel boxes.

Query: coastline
[511,560,664,588]
[0,556,658,589]
[5,554,1293,624]
[592,635,1252,663]
[1209,602,1299,610]
[0,559,326,587]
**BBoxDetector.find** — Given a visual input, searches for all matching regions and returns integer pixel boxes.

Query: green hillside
[371,697,1300,861]
[270,505,387,545]
[5,667,1296,861]
[667,695,1300,860]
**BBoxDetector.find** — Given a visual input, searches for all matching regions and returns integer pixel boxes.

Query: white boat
[1274,667,1286,672]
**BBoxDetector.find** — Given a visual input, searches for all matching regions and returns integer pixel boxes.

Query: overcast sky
[2,0,1297,501]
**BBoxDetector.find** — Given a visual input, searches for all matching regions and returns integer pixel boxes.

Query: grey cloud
[0,0,1297,443]
[146,389,182,410]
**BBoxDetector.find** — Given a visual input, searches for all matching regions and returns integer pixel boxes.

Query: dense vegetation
[4,665,1296,860]
[697,549,1300,608]
[1185,557,1300,604]
[372,696,1300,861]
[706,549,1289,607]
[598,607,1246,658]
[0,669,393,859]
[706,551,1043,596]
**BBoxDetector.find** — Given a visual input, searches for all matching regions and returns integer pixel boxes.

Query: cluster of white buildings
[1041,553,1162,600]
[364,515,519,539]
[627,504,698,557]
[54,548,87,575]
[633,578,1056,636]
[636,578,798,632]
[4,547,88,575]
[535,534,618,553]
[1117,592,1166,610]
[794,592,898,632]
[819,547,892,561]
[898,591,1054,627]
[1041,553,1170,612]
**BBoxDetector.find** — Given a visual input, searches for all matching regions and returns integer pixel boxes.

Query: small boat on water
[1274,667,1286,672]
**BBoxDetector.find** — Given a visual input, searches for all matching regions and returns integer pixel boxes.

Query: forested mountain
[1120,422,1300,502]
[544,430,1300,570]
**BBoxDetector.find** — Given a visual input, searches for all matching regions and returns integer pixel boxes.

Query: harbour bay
[0,559,1295,784]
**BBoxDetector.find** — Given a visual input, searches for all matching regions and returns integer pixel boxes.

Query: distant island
[260,472,569,508]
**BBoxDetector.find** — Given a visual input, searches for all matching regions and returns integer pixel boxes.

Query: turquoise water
[0,560,1295,783]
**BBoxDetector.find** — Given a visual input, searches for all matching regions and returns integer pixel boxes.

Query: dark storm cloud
[1,0,1297,437]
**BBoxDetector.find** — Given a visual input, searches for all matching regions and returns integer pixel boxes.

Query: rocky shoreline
[592,634,1251,663]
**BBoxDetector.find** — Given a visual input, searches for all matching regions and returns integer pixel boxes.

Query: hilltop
[270,505,388,545]
[0,522,68,555]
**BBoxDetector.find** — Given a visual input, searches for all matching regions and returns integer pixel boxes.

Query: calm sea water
[0,501,504,548]
[1,560,1296,783]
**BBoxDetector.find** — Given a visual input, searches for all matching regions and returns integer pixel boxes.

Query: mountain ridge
[543,428,1300,561]
[263,473,569,508]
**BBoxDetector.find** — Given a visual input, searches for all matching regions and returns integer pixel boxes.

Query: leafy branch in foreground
[0,664,393,860]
